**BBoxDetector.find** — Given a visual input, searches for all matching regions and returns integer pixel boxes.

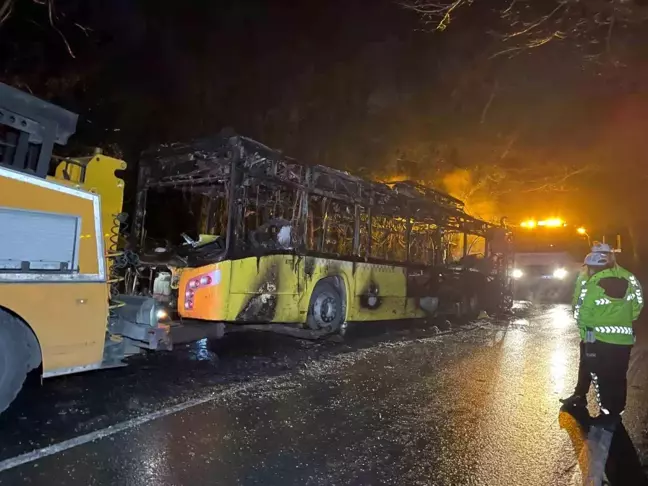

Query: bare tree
[0,0,79,57]
[401,0,648,60]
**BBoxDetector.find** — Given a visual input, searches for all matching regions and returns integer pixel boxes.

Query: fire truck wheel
[307,281,345,333]
[0,310,40,414]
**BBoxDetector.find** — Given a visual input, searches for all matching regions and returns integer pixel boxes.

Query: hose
[106,212,129,311]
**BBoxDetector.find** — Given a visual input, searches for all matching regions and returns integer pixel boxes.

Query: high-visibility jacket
[573,265,643,345]
[572,266,588,309]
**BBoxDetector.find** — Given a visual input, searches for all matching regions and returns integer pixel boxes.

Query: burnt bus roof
[140,132,497,236]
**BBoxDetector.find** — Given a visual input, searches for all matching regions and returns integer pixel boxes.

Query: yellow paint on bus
[178,255,425,325]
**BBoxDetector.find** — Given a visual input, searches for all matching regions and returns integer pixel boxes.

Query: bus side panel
[348,262,423,321]
[0,282,108,374]
[227,255,302,323]
[179,256,303,323]
[298,257,424,323]
[180,255,426,325]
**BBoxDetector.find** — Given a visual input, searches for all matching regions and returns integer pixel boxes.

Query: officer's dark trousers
[586,341,632,416]
[574,340,592,397]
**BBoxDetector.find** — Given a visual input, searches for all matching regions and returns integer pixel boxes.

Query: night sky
[2,0,648,264]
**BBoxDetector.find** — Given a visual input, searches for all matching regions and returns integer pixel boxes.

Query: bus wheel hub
[319,297,336,323]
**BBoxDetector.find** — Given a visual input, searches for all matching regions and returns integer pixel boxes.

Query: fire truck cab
[510,219,589,301]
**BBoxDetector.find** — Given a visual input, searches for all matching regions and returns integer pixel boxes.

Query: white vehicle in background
[510,219,589,301]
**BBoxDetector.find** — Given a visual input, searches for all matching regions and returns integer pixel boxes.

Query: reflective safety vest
[573,265,643,345]
[572,266,588,309]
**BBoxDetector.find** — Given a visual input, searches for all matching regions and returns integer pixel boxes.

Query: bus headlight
[512,268,524,280]
[553,267,568,280]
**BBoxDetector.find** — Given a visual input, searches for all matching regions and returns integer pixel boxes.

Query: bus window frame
[133,135,502,270]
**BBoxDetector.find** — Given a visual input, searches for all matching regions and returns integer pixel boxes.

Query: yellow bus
[132,135,511,338]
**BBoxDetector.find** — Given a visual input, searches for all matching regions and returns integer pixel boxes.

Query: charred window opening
[142,187,228,249]
[371,214,408,262]
[442,232,485,264]
[307,195,326,251]
[357,207,371,258]
[409,222,439,265]
[323,201,355,256]
[235,182,303,253]
[134,136,235,261]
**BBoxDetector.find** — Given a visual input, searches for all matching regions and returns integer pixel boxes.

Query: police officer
[561,247,643,424]
[561,243,611,408]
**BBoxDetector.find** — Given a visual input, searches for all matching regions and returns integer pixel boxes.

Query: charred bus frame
[132,134,510,325]
[133,134,498,264]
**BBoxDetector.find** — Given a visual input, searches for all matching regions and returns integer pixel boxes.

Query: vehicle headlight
[156,308,169,320]
[512,268,524,280]
[553,267,568,280]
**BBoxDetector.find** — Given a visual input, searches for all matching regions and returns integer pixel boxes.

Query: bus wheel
[0,310,40,414]
[307,281,344,334]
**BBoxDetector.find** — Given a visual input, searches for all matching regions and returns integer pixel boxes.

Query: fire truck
[0,82,170,413]
[510,218,590,301]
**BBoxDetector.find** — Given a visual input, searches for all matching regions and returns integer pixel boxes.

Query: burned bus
[131,134,511,338]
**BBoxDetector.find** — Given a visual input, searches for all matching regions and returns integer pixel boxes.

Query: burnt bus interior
[133,133,503,275]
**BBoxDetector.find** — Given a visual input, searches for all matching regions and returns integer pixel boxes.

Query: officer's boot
[560,394,588,409]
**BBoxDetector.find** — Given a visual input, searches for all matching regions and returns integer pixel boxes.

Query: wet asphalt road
[2,304,648,485]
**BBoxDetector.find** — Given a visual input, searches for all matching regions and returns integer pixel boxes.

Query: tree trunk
[625,221,641,268]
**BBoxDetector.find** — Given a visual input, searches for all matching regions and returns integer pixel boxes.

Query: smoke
[441,168,502,259]
[441,168,500,222]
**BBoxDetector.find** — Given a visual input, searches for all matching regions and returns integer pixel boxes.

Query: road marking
[0,380,267,473]
[0,323,474,474]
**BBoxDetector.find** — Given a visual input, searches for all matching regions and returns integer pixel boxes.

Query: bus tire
[307,281,345,333]
[0,310,40,414]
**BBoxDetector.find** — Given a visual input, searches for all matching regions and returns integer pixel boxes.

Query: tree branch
[398,0,471,31]
[0,0,14,25]
[503,2,566,40]
[480,79,498,124]
[46,0,75,58]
